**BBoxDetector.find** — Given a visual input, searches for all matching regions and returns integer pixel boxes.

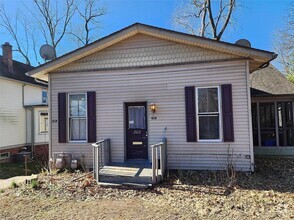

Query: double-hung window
[196,87,221,141]
[68,94,87,141]
[39,112,49,134]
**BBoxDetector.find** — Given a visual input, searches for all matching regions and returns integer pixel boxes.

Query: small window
[0,152,10,160]
[39,112,49,133]
[68,94,87,141]
[196,87,221,141]
[42,91,47,104]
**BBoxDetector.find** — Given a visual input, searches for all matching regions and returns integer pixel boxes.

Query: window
[68,94,87,141]
[252,101,294,147]
[39,112,48,133]
[196,87,221,141]
[278,102,294,146]
[128,106,146,129]
[259,102,276,146]
[0,152,10,160]
[42,91,47,104]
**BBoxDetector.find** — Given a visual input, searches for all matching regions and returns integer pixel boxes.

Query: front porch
[92,138,167,186]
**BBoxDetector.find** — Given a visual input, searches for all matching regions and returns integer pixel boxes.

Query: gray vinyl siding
[49,34,252,171]
[54,34,240,73]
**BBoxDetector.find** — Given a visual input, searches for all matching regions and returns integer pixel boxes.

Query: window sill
[198,140,222,143]
[39,132,48,135]
[68,141,88,144]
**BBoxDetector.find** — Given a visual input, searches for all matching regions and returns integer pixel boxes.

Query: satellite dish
[235,39,251,48]
[39,44,55,60]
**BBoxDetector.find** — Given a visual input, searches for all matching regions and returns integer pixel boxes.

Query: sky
[0,0,293,69]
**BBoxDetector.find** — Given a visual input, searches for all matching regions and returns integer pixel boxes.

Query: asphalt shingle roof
[0,55,47,87]
[250,64,294,96]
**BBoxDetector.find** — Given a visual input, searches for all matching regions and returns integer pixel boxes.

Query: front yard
[0,158,293,219]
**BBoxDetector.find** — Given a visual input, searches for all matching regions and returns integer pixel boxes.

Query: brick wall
[0,144,49,164]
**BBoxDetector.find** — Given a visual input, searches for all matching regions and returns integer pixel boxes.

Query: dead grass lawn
[0,158,293,219]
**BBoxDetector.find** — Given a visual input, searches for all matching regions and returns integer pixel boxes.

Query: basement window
[0,152,10,160]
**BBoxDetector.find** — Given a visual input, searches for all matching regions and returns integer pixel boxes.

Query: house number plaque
[133,130,141,134]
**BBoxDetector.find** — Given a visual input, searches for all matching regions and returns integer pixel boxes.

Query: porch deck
[93,138,167,186]
[99,160,159,185]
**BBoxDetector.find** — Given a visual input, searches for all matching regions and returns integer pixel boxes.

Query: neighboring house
[28,23,277,172]
[0,42,49,163]
[250,64,294,156]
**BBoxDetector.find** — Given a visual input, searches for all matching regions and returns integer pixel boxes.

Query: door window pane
[128,106,145,129]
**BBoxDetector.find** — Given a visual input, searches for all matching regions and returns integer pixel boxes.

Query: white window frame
[196,86,222,142]
[68,93,87,143]
[39,111,49,134]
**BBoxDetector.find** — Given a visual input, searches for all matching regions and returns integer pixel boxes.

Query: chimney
[2,42,13,72]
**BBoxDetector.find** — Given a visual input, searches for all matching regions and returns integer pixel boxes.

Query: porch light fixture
[150,103,157,120]
[149,103,156,113]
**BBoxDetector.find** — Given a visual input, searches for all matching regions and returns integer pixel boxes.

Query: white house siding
[50,60,251,171]
[24,85,46,105]
[0,77,48,150]
[0,78,26,149]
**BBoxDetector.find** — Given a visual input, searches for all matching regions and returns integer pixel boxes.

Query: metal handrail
[92,138,110,182]
[151,137,167,184]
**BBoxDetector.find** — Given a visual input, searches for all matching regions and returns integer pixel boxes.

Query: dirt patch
[0,158,293,219]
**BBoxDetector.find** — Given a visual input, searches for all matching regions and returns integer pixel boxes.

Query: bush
[31,179,39,189]
[10,181,18,188]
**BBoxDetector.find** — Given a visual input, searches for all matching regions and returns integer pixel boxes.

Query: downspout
[22,84,26,107]
[23,83,35,156]
[31,107,35,158]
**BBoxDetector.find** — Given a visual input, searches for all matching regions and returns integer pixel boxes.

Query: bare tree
[69,0,106,46]
[0,5,32,65]
[31,0,76,58]
[174,0,236,40]
[274,3,294,80]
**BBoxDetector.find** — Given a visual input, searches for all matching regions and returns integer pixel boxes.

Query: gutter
[257,53,278,70]
[34,77,48,86]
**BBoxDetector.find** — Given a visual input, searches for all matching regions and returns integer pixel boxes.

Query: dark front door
[126,102,148,159]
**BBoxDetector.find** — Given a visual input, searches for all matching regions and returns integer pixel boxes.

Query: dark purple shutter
[58,93,67,143]
[87,91,96,143]
[221,84,234,142]
[185,87,197,142]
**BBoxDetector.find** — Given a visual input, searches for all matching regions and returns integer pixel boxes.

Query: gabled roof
[28,23,277,80]
[0,55,47,87]
[250,64,294,96]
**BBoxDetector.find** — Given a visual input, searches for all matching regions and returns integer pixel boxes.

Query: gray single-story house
[28,23,277,173]
[250,65,294,156]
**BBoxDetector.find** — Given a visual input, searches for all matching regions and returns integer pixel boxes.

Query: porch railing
[92,138,111,182]
[151,137,167,184]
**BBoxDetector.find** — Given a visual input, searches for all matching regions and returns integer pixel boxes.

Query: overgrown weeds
[10,181,18,188]
[31,179,39,190]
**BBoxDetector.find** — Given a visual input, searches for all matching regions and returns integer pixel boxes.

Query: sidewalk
[0,175,38,190]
